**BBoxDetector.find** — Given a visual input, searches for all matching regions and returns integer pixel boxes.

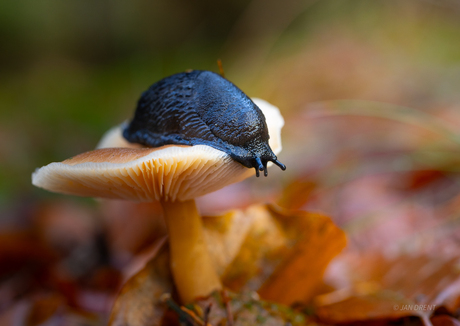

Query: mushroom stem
[160,199,222,303]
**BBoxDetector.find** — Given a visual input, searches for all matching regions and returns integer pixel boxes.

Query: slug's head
[230,134,286,177]
[252,156,286,178]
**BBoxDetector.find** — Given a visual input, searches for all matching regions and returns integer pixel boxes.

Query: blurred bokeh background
[2,0,460,324]
[2,0,459,205]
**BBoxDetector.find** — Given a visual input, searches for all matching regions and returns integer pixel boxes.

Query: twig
[161,293,196,326]
[217,59,225,78]
[181,306,212,326]
[221,290,234,326]
[203,303,212,326]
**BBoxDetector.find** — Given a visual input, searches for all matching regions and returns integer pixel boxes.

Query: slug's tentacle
[272,159,286,171]
[252,157,284,177]
[254,157,264,178]
[255,157,264,171]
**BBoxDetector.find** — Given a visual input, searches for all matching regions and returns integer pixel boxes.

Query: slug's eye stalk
[254,157,264,178]
[252,156,286,177]
[263,160,268,177]
[273,159,286,171]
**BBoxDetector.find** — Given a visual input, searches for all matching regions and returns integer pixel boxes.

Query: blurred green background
[1,0,460,208]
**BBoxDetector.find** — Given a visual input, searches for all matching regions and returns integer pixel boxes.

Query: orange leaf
[258,204,346,305]
[315,289,420,323]
[212,205,288,291]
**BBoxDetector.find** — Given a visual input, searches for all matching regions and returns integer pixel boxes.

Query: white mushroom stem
[160,199,222,303]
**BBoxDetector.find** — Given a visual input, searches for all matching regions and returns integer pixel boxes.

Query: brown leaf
[203,204,346,304]
[431,315,460,326]
[108,240,173,326]
[26,293,64,326]
[108,204,345,324]
[258,204,346,305]
[209,205,288,291]
[319,252,460,323]
[203,208,266,278]
[314,287,421,323]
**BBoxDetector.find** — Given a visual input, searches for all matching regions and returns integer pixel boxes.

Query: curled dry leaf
[108,240,173,326]
[314,253,460,324]
[204,205,288,291]
[314,287,422,323]
[258,205,347,305]
[109,257,312,326]
[203,203,346,305]
[108,203,345,325]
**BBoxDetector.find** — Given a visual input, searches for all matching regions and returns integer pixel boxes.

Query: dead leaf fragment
[216,205,288,292]
[26,294,64,326]
[108,240,172,326]
[258,205,347,305]
[320,252,460,324]
[314,289,420,323]
[431,315,460,326]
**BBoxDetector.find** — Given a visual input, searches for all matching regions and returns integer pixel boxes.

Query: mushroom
[32,98,284,303]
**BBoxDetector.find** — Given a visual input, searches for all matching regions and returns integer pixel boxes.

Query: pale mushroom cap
[32,98,284,202]
[95,121,137,150]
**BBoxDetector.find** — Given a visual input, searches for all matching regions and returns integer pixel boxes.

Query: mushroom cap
[32,98,284,202]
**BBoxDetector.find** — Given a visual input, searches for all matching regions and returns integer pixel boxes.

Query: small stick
[217,59,225,78]
[181,306,205,326]
[221,290,234,326]
[203,303,212,326]
[161,293,196,326]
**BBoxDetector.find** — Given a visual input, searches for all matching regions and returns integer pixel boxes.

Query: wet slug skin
[123,70,286,177]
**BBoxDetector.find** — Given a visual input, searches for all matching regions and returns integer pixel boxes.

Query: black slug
[123,70,286,177]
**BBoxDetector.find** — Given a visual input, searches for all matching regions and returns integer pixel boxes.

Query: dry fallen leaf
[25,293,64,326]
[431,315,460,326]
[207,205,288,292]
[314,286,424,323]
[204,204,346,305]
[108,239,173,326]
[108,203,344,325]
[108,248,313,325]
[258,205,347,305]
[315,252,460,324]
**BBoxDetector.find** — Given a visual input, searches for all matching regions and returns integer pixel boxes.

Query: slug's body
[123,70,285,177]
